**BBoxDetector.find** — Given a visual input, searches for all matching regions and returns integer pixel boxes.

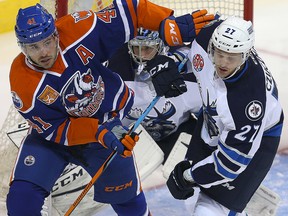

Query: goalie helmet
[15,3,55,44]
[128,28,166,65]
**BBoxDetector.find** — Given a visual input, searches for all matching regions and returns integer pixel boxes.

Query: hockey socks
[7,180,49,216]
[111,191,150,216]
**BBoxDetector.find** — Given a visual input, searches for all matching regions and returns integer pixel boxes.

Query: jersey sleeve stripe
[213,152,238,180]
[117,0,131,42]
[218,141,252,166]
[118,85,130,110]
[53,119,69,143]
[137,0,173,31]
[125,0,138,37]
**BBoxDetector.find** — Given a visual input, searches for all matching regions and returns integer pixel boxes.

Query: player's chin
[216,68,230,78]
[39,59,54,69]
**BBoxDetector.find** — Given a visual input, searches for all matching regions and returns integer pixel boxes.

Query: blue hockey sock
[6,180,49,216]
[111,191,150,216]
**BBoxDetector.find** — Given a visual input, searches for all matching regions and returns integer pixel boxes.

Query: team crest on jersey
[24,155,35,166]
[11,91,23,109]
[126,101,176,141]
[37,85,59,105]
[245,100,263,121]
[71,10,92,23]
[62,68,105,117]
[193,54,204,72]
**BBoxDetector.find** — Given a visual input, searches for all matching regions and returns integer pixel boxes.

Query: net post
[56,0,68,19]
[244,0,253,22]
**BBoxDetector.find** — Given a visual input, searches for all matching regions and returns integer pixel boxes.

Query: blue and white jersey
[187,21,284,188]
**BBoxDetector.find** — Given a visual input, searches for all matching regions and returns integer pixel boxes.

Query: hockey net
[0,0,253,213]
[40,0,253,20]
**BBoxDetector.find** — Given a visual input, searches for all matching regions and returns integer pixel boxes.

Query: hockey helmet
[15,3,55,44]
[209,16,255,62]
[128,28,166,64]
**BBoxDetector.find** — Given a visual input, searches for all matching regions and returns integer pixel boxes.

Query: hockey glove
[145,55,187,98]
[96,118,139,157]
[159,9,215,46]
[166,160,196,200]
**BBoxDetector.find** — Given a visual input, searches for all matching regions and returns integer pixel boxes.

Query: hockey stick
[64,99,160,216]
[64,56,189,216]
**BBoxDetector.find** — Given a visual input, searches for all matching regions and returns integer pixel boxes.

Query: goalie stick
[162,132,281,216]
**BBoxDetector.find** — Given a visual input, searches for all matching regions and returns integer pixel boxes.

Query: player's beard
[27,38,59,69]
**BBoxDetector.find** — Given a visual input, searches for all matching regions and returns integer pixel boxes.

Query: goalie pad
[41,194,60,216]
[133,124,164,180]
[245,184,281,216]
[162,132,192,179]
[6,121,29,148]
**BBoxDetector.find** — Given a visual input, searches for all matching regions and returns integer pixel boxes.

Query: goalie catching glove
[160,9,215,46]
[145,55,187,98]
[96,118,139,157]
[166,160,197,200]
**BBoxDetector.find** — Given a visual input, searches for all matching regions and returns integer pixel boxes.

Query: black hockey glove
[145,55,187,98]
[166,160,196,200]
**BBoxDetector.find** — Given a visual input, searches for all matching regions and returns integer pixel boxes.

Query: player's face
[132,45,158,62]
[213,48,243,79]
[23,34,58,69]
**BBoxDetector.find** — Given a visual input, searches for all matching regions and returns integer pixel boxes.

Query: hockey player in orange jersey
[7,1,214,215]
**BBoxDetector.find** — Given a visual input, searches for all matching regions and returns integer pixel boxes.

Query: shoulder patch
[37,85,60,105]
[71,10,93,23]
[11,91,23,110]
[245,100,263,121]
[192,54,204,72]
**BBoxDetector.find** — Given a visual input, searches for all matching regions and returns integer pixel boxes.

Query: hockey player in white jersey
[166,16,284,215]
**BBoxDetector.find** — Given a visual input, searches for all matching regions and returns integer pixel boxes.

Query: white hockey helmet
[209,16,255,61]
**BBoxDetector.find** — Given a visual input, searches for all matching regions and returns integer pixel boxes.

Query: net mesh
[0,0,251,213]
[40,0,247,18]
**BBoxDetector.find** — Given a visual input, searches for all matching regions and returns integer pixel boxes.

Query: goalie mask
[128,28,166,65]
[208,16,255,79]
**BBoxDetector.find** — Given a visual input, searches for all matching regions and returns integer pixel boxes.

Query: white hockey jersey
[187,29,283,188]
[184,20,284,212]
